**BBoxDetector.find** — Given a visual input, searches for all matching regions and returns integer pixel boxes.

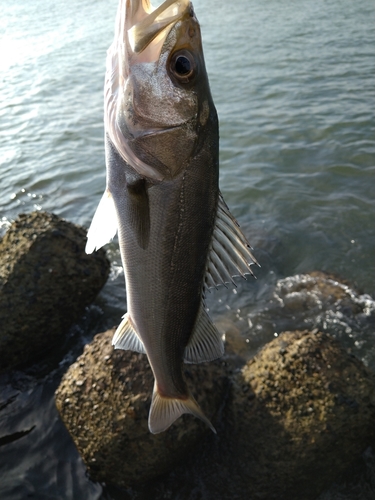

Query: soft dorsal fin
[205,193,259,289]
[85,189,117,254]
[112,313,146,354]
[184,303,224,363]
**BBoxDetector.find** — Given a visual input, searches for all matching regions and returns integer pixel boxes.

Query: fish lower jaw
[129,124,182,140]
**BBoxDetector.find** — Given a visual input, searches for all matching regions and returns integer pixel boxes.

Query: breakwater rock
[55,329,375,498]
[0,211,110,372]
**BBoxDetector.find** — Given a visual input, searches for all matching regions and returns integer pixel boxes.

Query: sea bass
[86,0,258,434]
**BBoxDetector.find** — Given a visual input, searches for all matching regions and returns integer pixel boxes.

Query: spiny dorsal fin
[184,304,224,364]
[85,189,117,254]
[205,193,259,289]
[112,313,146,354]
[148,382,216,434]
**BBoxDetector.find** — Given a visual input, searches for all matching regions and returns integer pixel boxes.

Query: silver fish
[86,0,258,434]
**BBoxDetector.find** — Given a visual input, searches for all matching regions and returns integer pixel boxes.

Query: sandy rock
[143,330,375,500]
[225,330,375,499]
[56,328,375,499]
[55,328,229,487]
[85,329,375,499]
[0,211,110,372]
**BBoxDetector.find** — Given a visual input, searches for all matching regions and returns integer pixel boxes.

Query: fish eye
[175,56,191,75]
[170,50,195,83]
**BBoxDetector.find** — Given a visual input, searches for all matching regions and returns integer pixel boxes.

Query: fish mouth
[131,124,181,139]
[116,0,191,63]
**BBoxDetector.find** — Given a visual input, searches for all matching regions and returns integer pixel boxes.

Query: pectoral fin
[112,313,146,354]
[127,178,150,250]
[148,382,216,434]
[184,303,224,363]
[85,189,117,254]
[205,193,260,289]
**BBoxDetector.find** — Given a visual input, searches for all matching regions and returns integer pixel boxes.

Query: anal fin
[148,383,216,434]
[184,303,224,364]
[112,313,146,354]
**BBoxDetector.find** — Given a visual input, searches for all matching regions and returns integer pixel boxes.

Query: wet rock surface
[55,329,375,499]
[246,271,375,364]
[274,271,374,329]
[55,328,229,487]
[0,211,110,372]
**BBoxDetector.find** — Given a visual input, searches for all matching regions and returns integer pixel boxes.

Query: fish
[85,0,259,434]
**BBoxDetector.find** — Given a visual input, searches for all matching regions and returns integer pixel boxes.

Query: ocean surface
[0,0,374,498]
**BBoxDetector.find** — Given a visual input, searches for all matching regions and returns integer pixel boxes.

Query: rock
[55,328,229,487]
[317,446,375,500]
[56,328,375,498]
[85,329,375,500]
[140,330,375,500]
[0,211,110,372]
[224,330,375,499]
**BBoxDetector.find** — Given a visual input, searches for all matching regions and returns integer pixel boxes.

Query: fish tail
[148,383,216,435]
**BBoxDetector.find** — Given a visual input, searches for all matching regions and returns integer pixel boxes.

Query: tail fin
[148,383,216,434]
